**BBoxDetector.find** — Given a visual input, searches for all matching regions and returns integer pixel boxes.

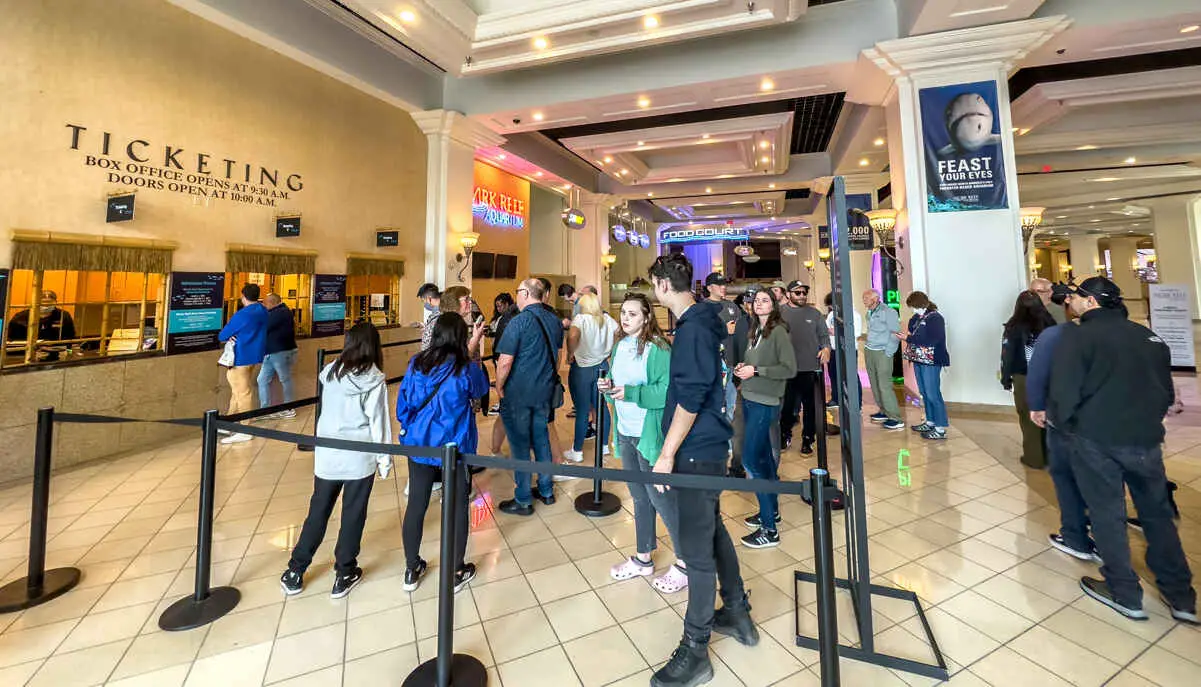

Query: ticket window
[346,274,401,328]
[2,269,166,367]
[225,272,312,336]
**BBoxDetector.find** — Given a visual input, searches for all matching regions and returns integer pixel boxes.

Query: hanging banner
[312,274,347,337]
[166,272,225,354]
[1149,284,1197,371]
[847,193,874,251]
[920,81,1008,213]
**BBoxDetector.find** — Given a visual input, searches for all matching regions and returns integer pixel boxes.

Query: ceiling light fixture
[644,15,659,29]
[760,77,774,92]
[532,112,544,121]
[637,140,645,146]
[637,96,651,108]
[399,10,416,23]
[535,171,543,177]
[562,184,572,190]
[873,138,885,147]
[1076,144,1098,151]
[647,192,654,197]
[603,155,613,163]
[768,183,776,189]
[705,187,712,194]
[1181,25,1200,34]
[701,133,710,140]
[858,158,869,167]
[497,154,506,160]
[1124,157,1137,164]
[759,140,770,150]
[533,36,549,50]
[761,155,770,164]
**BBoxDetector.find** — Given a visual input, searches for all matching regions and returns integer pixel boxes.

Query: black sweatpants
[288,474,375,576]
[780,370,818,445]
[403,458,470,572]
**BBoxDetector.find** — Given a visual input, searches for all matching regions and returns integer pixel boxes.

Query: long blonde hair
[577,293,604,328]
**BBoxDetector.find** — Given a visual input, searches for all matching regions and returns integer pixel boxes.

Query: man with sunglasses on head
[1048,276,1197,626]
[646,254,756,687]
[778,280,831,455]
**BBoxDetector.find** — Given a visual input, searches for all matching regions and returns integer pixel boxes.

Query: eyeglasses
[516,288,530,296]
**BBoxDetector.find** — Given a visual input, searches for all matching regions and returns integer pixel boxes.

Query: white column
[864,16,1070,408]
[1068,235,1101,280]
[574,192,618,305]
[1107,236,1143,303]
[411,110,506,288]
[1148,195,1201,319]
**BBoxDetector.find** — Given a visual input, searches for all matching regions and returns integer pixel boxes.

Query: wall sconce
[803,259,815,274]
[865,209,897,245]
[1031,262,1043,270]
[451,231,481,281]
[1019,207,1044,255]
[817,247,831,261]
[601,252,617,277]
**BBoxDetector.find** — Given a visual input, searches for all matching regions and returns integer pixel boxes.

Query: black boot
[650,637,713,687]
[712,596,759,646]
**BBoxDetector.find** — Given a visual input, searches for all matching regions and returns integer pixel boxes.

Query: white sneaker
[563,449,585,463]
[552,473,578,482]
[603,445,611,456]
[277,409,297,420]
[220,432,252,445]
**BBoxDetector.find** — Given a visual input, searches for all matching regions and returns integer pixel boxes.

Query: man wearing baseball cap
[778,280,830,455]
[704,273,748,471]
[1048,276,1196,625]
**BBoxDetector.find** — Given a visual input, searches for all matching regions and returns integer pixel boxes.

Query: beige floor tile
[482,606,559,663]
[621,607,684,665]
[969,646,1074,687]
[185,641,273,687]
[498,645,583,687]
[1,586,105,634]
[345,605,416,661]
[1040,606,1151,666]
[1156,624,1201,665]
[526,561,591,604]
[1129,646,1201,687]
[276,592,347,638]
[266,664,342,686]
[412,589,480,639]
[916,550,995,588]
[344,573,412,619]
[1008,625,1122,686]
[972,574,1066,621]
[109,626,208,681]
[1002,560,1085,604]
[91,571,176,614]
[263,622,345,684]
[416,622,495,667]
[471,574,538,620]
[711,630,803,687]
[0,660,43,687]
[900,608,998,667]
[0,618,78,668]
[576,550,631,589]
[56,600,156,654]
[1068,596,1177,643]
[512,539,570,573]
[26,638,129,687]
[198,603,283,659]
[596,578,669,623]
[341,642,418,684]
[562,625,647,687]
[936,589,1035,643]
[544,590,617,642]
[1103,669,1164,687]
[559,528,618,560]
[883,563,966,606]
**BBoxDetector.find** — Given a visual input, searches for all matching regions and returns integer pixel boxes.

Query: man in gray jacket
[862,290,904,431]
[779,281,830,455]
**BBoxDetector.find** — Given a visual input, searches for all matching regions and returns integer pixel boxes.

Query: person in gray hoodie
[280,322,392,600]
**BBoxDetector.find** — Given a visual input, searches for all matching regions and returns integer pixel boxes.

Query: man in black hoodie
[1049,277,1197,625]
[647,254,757,687]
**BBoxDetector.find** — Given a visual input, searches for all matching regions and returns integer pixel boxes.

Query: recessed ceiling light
[701,133,710,140]
[705,187,712,193]
[1106,197,1119,201]
[533,36,549,50]
[1056,215,1067,219]
[1181,25,1200,34]
[497,154,506,160]
[603,155,613,163]
[768,183,776,189]
[1076,144,1098,151]
[758,140,770,150]
[1089,205,1095,209]
[562,184,572,190]
[399,10,416,23]
[619,169,628,175]
[595,159,605,165]
[858,158,869,167]
[1090,219,1101,222]
[637,96,651,108]
[1124,157,1137,164]
[532,112,544,121]
[1019,128,1030,136]
[761,155,770,164]
[644,15,659,29]
[1092,177,1120,182]
[873,138,885,147]
[535,171,543,177]
[760,77,775,92]
[1011,127,1019,133]
[637,140,645,146]
[647,192,654,197]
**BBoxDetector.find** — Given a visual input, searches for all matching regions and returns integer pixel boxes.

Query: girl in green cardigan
[599,293,687,594]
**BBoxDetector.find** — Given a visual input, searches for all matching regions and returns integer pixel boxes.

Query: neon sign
[659,226,750,244]
[473,186,526,229]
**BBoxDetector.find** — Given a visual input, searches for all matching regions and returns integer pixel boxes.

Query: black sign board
[818,225,830,250]
[106,194,135,223]
[376,230,399,247]
[846,193,875,251]
[167,272,225,354]
[312,274,347,337]
[276,216,301,238]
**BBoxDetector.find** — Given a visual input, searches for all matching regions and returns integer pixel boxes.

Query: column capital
[410,110,506,149]
[862,16,1071,81]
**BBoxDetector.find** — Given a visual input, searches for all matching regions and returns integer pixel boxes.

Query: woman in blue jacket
[396,313,488,594]
[897,291,950,440]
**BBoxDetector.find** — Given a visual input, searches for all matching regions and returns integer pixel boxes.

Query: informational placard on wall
[1149,284,1197,371]
[919,81,1008,213]
[167,272,225,353]
[312,274,347,337]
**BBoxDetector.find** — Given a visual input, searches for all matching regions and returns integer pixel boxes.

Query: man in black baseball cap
[704,272,746,446]
[1049,276,1197,625]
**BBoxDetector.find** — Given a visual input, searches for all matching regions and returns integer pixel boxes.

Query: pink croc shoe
[610,556,654,581]
[651,564,689,594]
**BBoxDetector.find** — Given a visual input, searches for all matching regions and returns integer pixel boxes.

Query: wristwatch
[752,368,759,377]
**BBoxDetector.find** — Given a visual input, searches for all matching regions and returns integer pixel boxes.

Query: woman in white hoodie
[280,322,392,599]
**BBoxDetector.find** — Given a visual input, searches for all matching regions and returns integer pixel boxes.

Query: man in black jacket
[1048,277,1196,625]
[647,254,756,687]
[258,293,298,419]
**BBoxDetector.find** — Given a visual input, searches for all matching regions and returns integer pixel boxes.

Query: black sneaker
[1048,534,1101,563]
[454,563,477,594]
[537,490,556,507]
[650,638,713,687]
[280,569,303,596]
[1167,480,1181,519]
[869,413,888,424]
[712,602,759,647]
[743,512,782,530]
[498,499,534,516]
[741,528,780,549]
[1080,576,1147,620]
[1127,517,1143,532]
[585,424,597,440]
[911,422,933,433]
[783,436,793,451]
[1160,595,1200,626]
[800,442,814,456]
[403,558,428,592]
[921,428,948,441]
[331,567,363,599]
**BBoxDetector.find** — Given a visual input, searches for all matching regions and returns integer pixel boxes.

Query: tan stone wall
[0,0,431,480]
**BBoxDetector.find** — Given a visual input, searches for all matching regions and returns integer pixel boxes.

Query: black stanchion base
[402,654,488,687]
[574,490,622,517]
[0,567,81,613]
[158,586,241,631]
[296,444,314,452]
[802,485,846,511]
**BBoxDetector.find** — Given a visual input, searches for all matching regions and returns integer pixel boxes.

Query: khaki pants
[226,365,257,415]
[864,348,901,421]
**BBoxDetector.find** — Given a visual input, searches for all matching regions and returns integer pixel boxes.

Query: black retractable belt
[574,384,621,517]
[0,407,81,613]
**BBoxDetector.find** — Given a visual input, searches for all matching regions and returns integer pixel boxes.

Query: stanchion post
[403,444,486,687]
[810,468,841,687]
[0,407,81,613]
[574,384,621,517]
[158,409,240,631]
[298,347,326,452]
[814,372,829,473]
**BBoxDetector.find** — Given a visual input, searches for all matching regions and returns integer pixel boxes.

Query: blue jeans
[1046,425,1091,551]
[258,349,297,407]
[913,363,948,427]
[568,362,610,452]
[741,400,781,530]
[500,402,553,506]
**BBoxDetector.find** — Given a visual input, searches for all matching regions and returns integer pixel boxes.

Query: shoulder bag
[902,313,937,365]
[398,373,449,437]
[533,316,566,408]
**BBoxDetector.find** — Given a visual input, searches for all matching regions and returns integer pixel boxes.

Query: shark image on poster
[920,81,1009,213]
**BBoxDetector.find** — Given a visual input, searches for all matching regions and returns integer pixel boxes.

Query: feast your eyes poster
[920,81,1009,213]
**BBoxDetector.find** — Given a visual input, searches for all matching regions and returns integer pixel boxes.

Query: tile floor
[2,378,1201,686]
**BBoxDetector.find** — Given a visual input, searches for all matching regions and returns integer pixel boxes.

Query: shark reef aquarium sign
[66,123,303,208]
[472,186,526,229]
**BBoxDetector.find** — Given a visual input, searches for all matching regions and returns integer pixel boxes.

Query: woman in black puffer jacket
[1001,290,1056,468]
